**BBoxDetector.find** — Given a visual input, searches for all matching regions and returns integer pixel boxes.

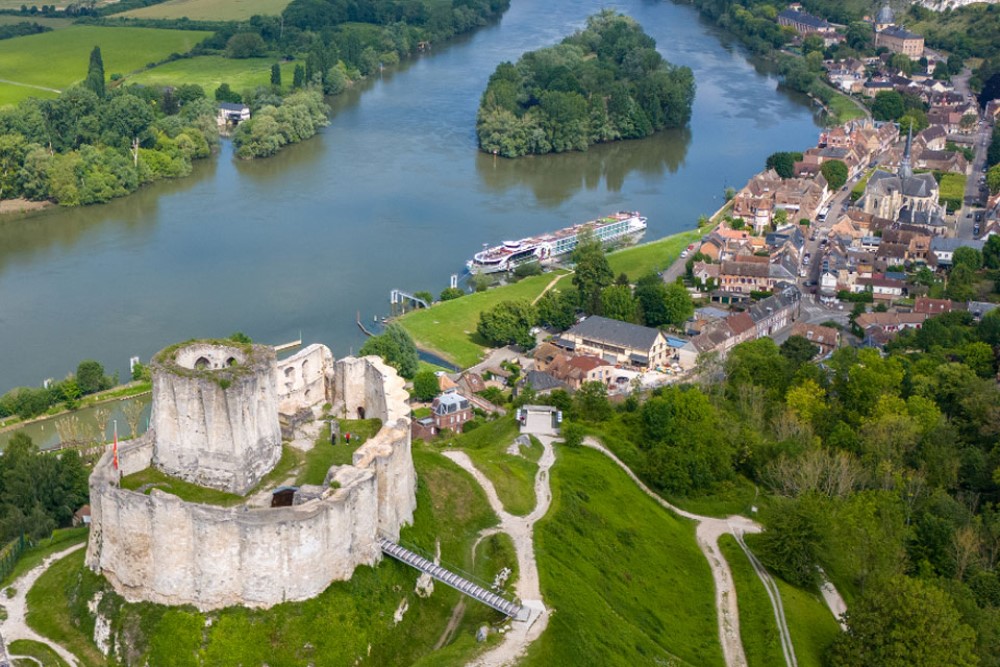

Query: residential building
[913,297,953,316]
[789,322,840,357]
[556,316,669,369]
[777,7,836,35]
[875,25,924,58]
[929,237,986,267]
[431,390,473,433]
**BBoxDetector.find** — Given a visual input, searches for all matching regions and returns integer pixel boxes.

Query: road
[956,119,993,239]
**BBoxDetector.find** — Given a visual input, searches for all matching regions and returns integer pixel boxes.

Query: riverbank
[0,381,150,434]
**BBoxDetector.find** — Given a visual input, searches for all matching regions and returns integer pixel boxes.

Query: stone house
[789,322,840,357]
[913,297,953,316]
[875,25,924,58]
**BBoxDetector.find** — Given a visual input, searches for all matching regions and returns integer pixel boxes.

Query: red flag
[113,422,119,471]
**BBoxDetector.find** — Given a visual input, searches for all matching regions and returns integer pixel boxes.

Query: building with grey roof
[558,316,669,369]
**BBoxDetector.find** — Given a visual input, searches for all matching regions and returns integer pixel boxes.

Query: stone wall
[86,351,417,611]
[275,344,334,416]
[150,343,282,495]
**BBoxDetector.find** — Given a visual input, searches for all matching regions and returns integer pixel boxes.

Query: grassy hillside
[26,446,513,666]
[128,55,300,93]
[117,0,293,20]
[0,26,207,106]
[523,445,722,667]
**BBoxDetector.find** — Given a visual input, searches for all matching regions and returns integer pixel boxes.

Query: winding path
[1,543,85,667]
[442,432,557,667]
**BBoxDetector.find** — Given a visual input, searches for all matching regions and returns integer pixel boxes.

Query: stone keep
[150,342,282,495]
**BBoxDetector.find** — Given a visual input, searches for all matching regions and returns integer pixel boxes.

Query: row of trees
[0,360,115,420]
[476,11,695,157]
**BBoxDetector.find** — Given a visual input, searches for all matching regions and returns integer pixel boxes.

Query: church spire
[899,123,913,180]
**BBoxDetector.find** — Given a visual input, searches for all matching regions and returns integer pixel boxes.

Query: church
[859,128,945,226]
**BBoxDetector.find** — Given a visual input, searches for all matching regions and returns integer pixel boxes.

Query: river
[0,0,824,395]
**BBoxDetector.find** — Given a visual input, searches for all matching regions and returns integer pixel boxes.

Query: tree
[889,53,913,76]
[571,229,613,315]
[984,234,1000,270]
[439,286,464,301]
[898,109,929,133]
[780,335,819,367]
[754,498,824,587]
[358,324,419,378]
[820,159,849,190]
[536,289,576,330]
[270,63,282,87]
[293,64,305,89]
[872,90,905,121]
[411,370,439,401]
[828,575,978,667]
[635,272,670,327]
[987,164,1000,195]
[953,246,983,271]
[663,282,694,327]
[600,284,638,322]
[574,381,611,422]
[765,151,802,179]
[226,33,266,59]
[75,360,106,395]
[946,264,976,302]
[214,83,242,104]
[476,299,537,349]
[84,45,104,98]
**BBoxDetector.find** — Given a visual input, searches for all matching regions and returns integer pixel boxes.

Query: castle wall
[87,449,380,610]
[150,344,282,495]
[275,344,334,416]
[87,350,417,611]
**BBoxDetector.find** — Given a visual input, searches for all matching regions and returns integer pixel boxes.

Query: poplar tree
[85,45,105,98]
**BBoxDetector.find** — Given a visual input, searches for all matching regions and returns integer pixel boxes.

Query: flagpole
[113,419,119,473]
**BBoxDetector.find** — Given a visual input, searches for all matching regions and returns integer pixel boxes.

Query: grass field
[721,534,841,667]
[438,416,542,516]
[397,272,565,368]
[0,526,88,588]
[608,227,706,280]
[0,25,207,106]
[7,639,70,667]
[523,445,722,667]
[128,55,300,93]
[939,172,967,212]
[826,92,867,123]
[28,445,509,666]
[0,15,74,27]
[117,0,293,20]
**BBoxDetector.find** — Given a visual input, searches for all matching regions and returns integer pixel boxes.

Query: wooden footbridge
[378,537,528,621]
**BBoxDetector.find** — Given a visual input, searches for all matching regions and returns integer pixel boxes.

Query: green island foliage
[522,445,721,666]
[435,416,541,516]
[476,10,695,157]
[28,446,509,667]
[0,79,217,206]
[358,323,420,379]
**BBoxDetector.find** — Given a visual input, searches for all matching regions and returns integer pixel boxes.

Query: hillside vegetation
[477,10,695,158]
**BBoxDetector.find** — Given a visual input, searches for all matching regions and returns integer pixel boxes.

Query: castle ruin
[85,340,417,611]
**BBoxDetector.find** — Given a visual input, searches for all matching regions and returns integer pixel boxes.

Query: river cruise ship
[467,211,647,274]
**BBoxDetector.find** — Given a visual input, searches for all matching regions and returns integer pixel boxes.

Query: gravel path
[1,543,86,667]
[442,433,556,667]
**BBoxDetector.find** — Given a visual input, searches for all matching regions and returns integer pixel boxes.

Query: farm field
[0,15,73,27]
[129,55,299,93]
[0,25,207,103]
[116,0,293,20]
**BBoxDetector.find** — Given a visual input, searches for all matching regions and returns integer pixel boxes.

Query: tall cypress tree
[85,45,105,98]
[270,63,282,87]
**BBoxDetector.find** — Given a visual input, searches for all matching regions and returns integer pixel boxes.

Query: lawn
[718,534,785,667]
[851,167,874,202]
[437,416,542,516]
[0,26,207,94]
[7,639,70,667]
[296,418,383,486]
[774,576,841,667]
[27,445,510,666]
[128,55,301,94]
[0,82,57,107]
[607,227,706,280]
[397,272,565,368]
[117,0,293,20]
[523,445,722,667]
[939,172,967,213]
[826,91,867,123]
[1,526,88,588]
[121,444,301,505]
[0,15,74,27]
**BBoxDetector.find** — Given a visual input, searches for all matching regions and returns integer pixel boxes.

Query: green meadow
[117,0,293,21]
[0,25,207,105]
[128,55,300,94]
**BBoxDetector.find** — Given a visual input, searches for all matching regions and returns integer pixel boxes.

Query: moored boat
[467,211,647,274]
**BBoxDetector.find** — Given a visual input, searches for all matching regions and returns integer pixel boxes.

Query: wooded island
[476,11,695,158]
